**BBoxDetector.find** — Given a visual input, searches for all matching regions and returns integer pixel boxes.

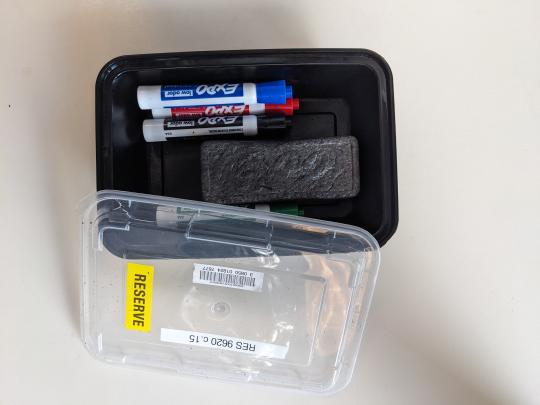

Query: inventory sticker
[125,263,154,332]
[193,263,264,292]
[160,328,288,359]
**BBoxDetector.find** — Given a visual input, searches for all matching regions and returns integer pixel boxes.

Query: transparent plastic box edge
[80,190,381,394]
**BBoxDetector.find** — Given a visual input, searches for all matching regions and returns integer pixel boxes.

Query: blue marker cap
[286,85,293,99]
[255,80,289,104]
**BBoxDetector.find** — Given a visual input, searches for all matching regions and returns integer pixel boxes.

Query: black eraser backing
[200,136,360,204]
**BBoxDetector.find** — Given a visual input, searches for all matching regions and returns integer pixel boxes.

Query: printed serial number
[189,334,256,352]
[207,127,243,134]
[160,328,288,359]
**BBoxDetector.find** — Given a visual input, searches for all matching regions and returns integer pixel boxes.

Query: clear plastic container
[80,190,380,393]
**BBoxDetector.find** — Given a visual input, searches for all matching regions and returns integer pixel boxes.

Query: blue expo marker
[137,80,293,109]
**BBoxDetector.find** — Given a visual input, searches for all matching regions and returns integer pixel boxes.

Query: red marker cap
[264,98,300,116]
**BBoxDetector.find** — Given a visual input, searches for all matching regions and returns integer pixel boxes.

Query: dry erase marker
[137,80,293,109]
[151,98,300,118]
[142,115,291,142]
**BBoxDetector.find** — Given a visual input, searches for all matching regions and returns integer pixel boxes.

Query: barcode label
[193,263,264,292]
[199,270,256,287]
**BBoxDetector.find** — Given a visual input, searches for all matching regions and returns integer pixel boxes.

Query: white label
[165,120,195,128]
[160,328,288,359]
[193,263,264,292]
[164,89,193,98]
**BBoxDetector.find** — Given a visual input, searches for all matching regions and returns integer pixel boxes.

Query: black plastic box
[95,49,398,245]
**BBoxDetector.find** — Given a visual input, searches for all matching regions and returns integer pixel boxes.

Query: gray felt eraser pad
[200,136,360,204]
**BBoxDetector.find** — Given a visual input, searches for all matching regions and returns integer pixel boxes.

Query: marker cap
[264,98,300,116]
[256,115,292,131]
[286,85,293,99]
[255,80,289,104]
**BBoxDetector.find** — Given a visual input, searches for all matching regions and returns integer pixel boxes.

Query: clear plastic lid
[80,190,380,393]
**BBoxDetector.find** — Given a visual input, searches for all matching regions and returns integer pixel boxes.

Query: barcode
[193,263,264,292]
[199,270,256,288]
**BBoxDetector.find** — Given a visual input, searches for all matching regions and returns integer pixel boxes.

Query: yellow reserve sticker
[125,263,154,332]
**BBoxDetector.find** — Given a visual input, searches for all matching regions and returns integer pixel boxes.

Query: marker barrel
[138,80,293,110]
[151,98,300,118]
[142,115,291,142]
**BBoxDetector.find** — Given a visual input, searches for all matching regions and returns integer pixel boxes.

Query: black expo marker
[143,115,291,142]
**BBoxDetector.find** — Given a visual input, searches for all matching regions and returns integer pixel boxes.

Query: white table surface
[1,0,539,404]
